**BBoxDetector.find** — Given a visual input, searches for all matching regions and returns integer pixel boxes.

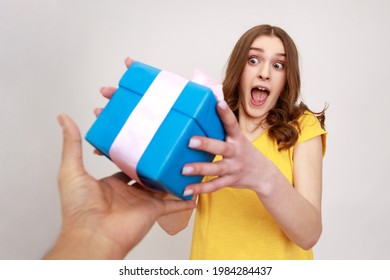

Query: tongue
[251,89,268,102]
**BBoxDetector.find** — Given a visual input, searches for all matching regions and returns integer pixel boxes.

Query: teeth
[256,87,268,92]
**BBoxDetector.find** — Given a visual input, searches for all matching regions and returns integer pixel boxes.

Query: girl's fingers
[94,107,103,117]
[182,160,230,177]
[100,86,117,99]
[216,100,242,139]
[125,57,134,69]
[188,136,235,158]
[183,175,234,195]
[99,58,134,100]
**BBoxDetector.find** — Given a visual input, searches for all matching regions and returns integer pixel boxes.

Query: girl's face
[239,35,287,125]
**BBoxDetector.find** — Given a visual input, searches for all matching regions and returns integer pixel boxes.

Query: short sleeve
[296,112,327,156]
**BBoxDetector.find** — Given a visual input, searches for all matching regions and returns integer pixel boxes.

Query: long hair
[223,24,326,150]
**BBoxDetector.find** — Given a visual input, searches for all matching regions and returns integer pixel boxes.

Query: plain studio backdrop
[1,0,389,260]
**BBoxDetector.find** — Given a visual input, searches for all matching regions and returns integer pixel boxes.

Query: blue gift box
[86,61,225,200]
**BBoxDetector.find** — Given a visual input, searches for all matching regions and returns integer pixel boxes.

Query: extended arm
[254,136,323,249]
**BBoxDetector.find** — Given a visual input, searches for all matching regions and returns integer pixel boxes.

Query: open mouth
[251,86,270,106]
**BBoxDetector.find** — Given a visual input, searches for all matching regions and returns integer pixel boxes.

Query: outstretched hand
[182,100,279,196]
[45,114,195,259]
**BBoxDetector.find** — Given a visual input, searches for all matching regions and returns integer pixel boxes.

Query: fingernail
[182,166,194,175]
[183,189,193,196]
[218,100,227,110]
[189,138,201,148]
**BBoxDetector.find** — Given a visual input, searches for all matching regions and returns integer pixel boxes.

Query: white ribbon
[109,71,188,183]
[191,68,224,101]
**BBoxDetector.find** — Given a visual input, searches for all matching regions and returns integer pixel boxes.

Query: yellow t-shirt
[190,112,327,260]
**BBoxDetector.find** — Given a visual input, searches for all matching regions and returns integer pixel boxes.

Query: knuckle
[221,143,233,156]
[215,161,227,174]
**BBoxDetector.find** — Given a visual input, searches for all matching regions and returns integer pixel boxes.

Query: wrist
[253,164,282,198]
[44,228,125,260]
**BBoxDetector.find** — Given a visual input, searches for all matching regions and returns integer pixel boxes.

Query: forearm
[255,169,322,250]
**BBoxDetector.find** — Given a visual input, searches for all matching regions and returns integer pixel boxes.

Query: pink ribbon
[191,69,224,101]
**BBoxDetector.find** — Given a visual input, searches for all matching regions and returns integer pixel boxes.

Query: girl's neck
[238,115,268,141]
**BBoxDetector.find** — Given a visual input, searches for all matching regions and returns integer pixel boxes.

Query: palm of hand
[59,171,164,252]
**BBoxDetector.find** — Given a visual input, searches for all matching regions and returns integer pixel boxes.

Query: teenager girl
[159,24,327,260]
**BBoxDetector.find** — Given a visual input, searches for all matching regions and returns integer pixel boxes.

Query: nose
[258,63,270,80]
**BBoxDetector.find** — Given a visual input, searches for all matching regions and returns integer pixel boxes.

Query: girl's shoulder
[297,111,323,128]
[295,111,327,154]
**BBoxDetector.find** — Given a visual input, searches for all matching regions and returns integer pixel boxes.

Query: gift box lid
[119,62,224,139]
[87,61,224,159]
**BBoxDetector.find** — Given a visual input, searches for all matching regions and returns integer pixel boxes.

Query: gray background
[1,0,389,259]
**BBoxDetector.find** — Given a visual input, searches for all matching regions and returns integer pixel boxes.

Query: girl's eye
[248,57,260,65]
[274,62,285,69]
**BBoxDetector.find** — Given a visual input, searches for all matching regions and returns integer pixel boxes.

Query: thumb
[57,114,86,185]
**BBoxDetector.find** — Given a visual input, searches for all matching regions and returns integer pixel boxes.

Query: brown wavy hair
[223,24,326,150]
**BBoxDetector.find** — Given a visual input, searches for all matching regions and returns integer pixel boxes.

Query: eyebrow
[249,47,286,57]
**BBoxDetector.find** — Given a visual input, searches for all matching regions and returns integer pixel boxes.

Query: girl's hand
[93,58,134,155]
[182,100,278,196]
